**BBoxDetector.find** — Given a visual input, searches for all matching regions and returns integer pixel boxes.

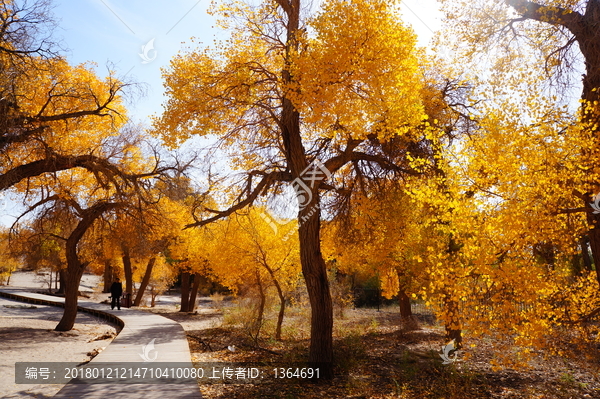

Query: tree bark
[398,289,413,320]
[269,274,287,341]
[299,204,334,377]
[253,270,266,343]
[581,193,600,285]
[133,257,156,307]
[150,287,158,307]
[55,264,85,331]
[581,235,593,272]
[187,273,201,312]
[275,289,286,341]
[260,257,287,341]
[180,271,191,312]
[122,247,133,295]
[588,224,600,286]
[56,201,121,331]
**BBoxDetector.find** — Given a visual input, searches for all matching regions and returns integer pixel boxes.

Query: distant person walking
[110,278,123,310]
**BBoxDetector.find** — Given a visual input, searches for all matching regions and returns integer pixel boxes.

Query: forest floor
[147,303,600,399]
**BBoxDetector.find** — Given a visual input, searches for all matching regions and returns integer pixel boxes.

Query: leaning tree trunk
[56,263,86,331]
[133,257,156,307]
[56,201,120,331]
[270,271,287,341]
[187,273,201,312]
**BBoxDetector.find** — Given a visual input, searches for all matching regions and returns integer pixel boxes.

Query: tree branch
[185,170,291,229]
[504,0,584,35]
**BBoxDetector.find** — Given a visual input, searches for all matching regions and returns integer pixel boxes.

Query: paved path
[0,289,202,399]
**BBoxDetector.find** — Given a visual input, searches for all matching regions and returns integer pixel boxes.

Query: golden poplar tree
[156,0,428,376]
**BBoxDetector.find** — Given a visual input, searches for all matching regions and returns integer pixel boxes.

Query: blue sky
[52,0,442,123]
[52,0,219,123]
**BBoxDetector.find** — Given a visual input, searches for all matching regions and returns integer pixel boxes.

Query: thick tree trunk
[398,289,412,320]
[122,247,133,295]
[55,265,85,331]
[56,201,121,331]
[588,225,600,286]
[581,193,600,285]
[299,204,334,378]
[571,7,600,287]
[103,259,114,293]
[180,271,191,312]
[188,273,201,312]
[133,257,156,307]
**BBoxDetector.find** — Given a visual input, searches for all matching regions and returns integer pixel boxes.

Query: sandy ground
[0,271,118,399]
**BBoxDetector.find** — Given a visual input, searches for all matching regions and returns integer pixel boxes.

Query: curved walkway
[0,289,202,399]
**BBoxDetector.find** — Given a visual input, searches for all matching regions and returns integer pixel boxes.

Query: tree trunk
[55,265,85,331]
[261,258,287,341]
[299,203,334,378]
[275,290,286,341]
[103,259,113,293]
[253,270,266,343]
[444,296,462,348]
[122,247,133,295]
[187,273,201,312]
[582,193,600,286]
[56,201,121,331]
[133,257,156,307]
[277,0,333,378]
[398,289,412,320]
[150,287,158,307]
[588,226,600,286]
[581,236,593,272]
[561,4,600,286]
[180,271,191,312]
